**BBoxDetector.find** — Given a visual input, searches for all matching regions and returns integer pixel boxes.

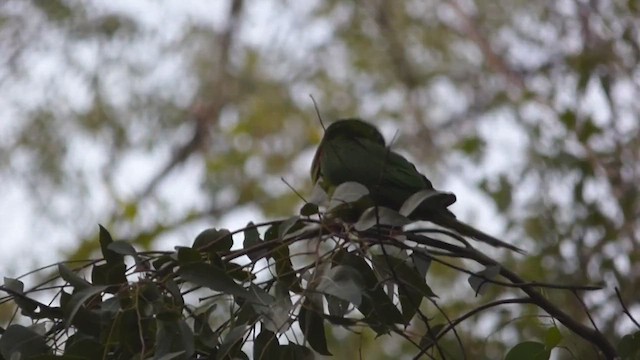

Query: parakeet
[311,118,524,254]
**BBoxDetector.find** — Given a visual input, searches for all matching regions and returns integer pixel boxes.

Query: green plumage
[311,119,524,254]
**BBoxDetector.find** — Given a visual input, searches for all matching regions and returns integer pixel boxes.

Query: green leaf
[155,318,195,359]
[264,223,279,241]
[107,240,141,265]
[308,182,328,205]
[0,324,51,359]
[371,255,437,298]
[99,225,124,266]
[64,334,105,359]
[218,325,247,358]
[278,216,301,241]
[355,206,411,231]
[399,189,446,217]
[326,294,350,317]
[328,181,369,210]
[333,251,404,332]
[505,341,550,360]
[618,331,640,358]
[251,284,291,334]
[178,262,255,301]
[226,262,255,282]
[299,202,319,216]
[316,265,364,306]
[194,305,218,350]
[410,249,431,279]
[544,327,562,349]
[299,297,331,355]
[192,228,233,253]
[372,254,435,322]
[4,277,38,316]
[243,222,266,261]
[272,244,300,292]
[176,246,202,265]
[279,343,313,359]
[58,264,92,290]
[91,262,127,291]
[468,265,501,295]
[63,285,109,330]
[254,329,279,360]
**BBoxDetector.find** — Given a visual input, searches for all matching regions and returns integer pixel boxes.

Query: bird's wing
[322,137,454,211]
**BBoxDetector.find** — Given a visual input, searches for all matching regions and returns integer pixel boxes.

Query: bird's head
[322,118,385,145]
[311,118,385,183]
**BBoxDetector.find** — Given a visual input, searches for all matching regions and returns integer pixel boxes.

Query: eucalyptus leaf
[328,181,369,210]
[354,206,411,231]
[468,265,501,295]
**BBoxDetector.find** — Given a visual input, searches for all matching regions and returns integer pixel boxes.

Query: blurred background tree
[0,0,637,358]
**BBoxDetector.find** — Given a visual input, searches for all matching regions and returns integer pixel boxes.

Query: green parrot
[311,118,524,254]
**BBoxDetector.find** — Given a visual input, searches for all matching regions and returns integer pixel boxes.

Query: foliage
[1,187,635,359]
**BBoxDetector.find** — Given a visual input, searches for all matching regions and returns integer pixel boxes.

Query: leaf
[155,318,195,359]
[410,249,431,279]
[300,203,319,216]
[63,285,109,330]
[618,331,640,358]
[99,225,124,266]
[58,264,92,290]
[64,334,105,359]
[371,255,437,298]
[251,284,292,334]
[468,265,501,295]
[0,324,51,359]
[326,294,350,317]
[218,325,247,358]
[176,246,202,265]
[272,244,300,292]
[192,228,233,253]
[279,344,313,359]
[299,297,331,355]
[371,255,435,322]
[4,277,38,316]
[243,222,266,261]
[505,341,550,360]
[278,216,301,241]
[354,206,411,231]
[333,251,404,332]
[317,265,364,306]
[307,182,328,206]
[544,327,562,349]
[254,329,278,360]
[193,304,218,350]
[107,240,143,267]
[328,181,369,210]
[399,189,442,217]
[91,262,127,291]
[178,262,254,302]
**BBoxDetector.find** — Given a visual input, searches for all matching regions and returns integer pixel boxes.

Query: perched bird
[311,118,524,254]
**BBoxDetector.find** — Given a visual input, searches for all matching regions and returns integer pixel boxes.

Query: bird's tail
[431,216,526,254]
